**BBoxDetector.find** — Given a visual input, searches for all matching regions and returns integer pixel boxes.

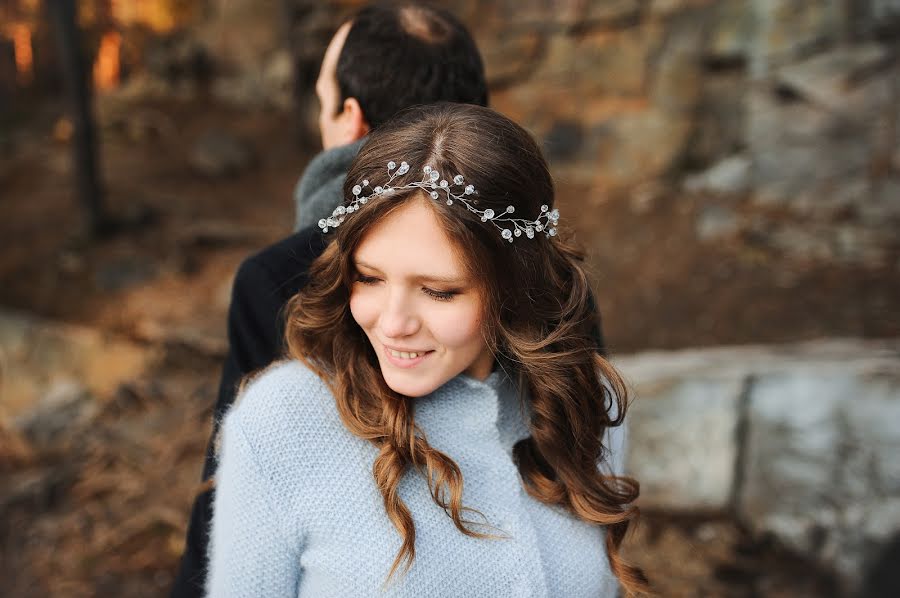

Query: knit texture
[293,138,366,232]
[206,360,625,597]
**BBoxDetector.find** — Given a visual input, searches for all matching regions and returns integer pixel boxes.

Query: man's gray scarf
[293,138,366,232]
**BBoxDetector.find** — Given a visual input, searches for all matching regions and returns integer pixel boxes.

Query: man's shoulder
[242,227,327,279]
[233,227,327,300]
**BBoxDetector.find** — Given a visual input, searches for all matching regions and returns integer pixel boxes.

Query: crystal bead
[514,228,522,237]
[506,205,514,213]
[502,229,513,240]
[549,228,557,236]
[430,170,440,181]
[526,227,534,239]
[440,180,448,188]
[388,161,396,170]
[336,206,346,215]
[484,209,495,218]
[353,185,362,195]
[360,197,368,204]
[318,219,326,229]
[362,179,369,186]
[536,223,543,232]
[453,174,464,185]
[540,204,548,212]
[398,162,409,174]
[446,199,453,205]
[551,208,560,219]
[374,186,383,193]
[465,185,475,195]
[430,191,439,199]
[423,165,432,174]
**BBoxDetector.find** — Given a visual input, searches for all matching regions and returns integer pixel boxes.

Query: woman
[206,103,649,597]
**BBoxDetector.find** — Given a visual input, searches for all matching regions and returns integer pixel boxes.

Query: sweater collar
[412,366,531,455]
[298,137,366,196]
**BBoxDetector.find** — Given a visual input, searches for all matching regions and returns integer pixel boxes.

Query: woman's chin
[379,368,443,398]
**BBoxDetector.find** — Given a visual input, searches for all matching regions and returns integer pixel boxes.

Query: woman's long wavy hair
[285,103,649,595]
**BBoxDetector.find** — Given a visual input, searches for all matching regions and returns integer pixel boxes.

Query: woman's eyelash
[423,287,456,302]
[356,273,457,302]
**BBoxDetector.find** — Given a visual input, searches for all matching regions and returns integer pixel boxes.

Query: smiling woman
[206,103,650,597]
[350,197,494,397]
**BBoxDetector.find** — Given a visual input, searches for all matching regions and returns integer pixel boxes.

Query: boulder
[740,353,900,587]
[188,129,256,177]
[684,154,752,195]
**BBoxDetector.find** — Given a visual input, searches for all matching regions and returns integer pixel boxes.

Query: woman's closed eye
[355,273,381,285]
[355,274,457,302]
[423,287,457,302]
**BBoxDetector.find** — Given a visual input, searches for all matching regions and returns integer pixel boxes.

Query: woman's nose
[378,290,420,339]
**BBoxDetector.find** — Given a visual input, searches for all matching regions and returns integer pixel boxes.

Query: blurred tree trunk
[47,0,109,237]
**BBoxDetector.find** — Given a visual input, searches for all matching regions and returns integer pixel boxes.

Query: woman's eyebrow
[415,274,468,285]
[354,260,468,285]
[353,259,383,273]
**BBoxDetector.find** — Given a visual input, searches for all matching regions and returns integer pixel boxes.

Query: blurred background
[1,0,898,596]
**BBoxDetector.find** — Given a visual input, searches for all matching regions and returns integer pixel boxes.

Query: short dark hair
[334,3,488,129]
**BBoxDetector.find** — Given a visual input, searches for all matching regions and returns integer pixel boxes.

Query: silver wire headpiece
[318,161,560,243]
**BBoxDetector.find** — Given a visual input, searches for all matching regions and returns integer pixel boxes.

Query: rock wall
[618,338,900,594]
[171,0,899,269]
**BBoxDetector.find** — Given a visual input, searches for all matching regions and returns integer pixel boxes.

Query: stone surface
[684,154,752,195]
[617,339,900,594]
[694,204,741,240]
[741,353,900,586]
[593,109,693,188]
[746,86,870,204]
[144,31,212,83]
[94,256,158,292]
[188,129,256,177]
[620,373,744,511]
[707,0,756,60]
[489,0,639,28]
[749,0,844,76]
[533,24,659,96]
[776,43,890,111]
[196,0,283,72]
[648,0,716,18]
[13,381,96,448]
[479,30,545,89]
[649,11,708,113]
[685,71,747,167]
[0,309,158,421]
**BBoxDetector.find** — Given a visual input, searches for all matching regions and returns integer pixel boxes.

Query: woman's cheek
[349,287,378,329]
[431,301,482,348]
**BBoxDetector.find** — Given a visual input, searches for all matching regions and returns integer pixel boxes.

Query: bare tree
[47,0,109,237]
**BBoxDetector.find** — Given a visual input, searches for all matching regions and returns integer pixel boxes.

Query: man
[170,5,491,596]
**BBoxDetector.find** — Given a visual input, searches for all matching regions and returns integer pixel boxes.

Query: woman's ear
[341,97,371,142]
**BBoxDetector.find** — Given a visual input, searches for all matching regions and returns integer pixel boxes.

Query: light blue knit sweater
[206,360,626,597]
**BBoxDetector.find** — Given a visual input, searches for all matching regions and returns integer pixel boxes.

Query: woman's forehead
[352,199,470,281]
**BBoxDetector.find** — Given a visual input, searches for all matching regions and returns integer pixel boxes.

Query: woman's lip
[383,345,433,369]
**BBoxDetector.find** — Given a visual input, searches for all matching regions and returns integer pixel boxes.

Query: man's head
[315,3,488,150]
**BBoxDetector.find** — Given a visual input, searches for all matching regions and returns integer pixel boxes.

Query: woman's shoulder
[223,359,338,443]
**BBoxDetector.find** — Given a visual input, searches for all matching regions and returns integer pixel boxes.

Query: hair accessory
[319,161,560,242]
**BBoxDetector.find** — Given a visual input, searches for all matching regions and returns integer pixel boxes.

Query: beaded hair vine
[318,161,560,243]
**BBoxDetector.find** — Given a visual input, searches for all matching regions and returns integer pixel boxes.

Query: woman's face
[349,196,494,397]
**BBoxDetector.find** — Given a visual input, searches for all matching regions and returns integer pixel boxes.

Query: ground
[1,95,895,596]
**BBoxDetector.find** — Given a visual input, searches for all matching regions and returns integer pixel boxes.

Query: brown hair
[285,103,649,595]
